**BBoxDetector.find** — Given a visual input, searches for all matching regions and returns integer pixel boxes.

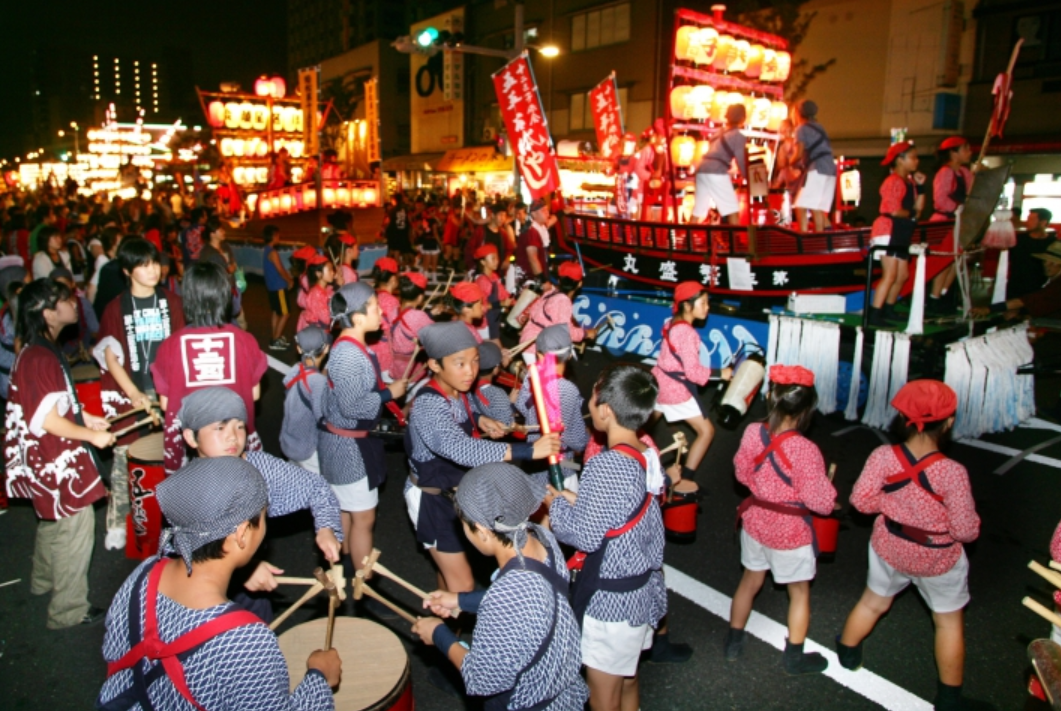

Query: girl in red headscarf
[473,243,513,358]
[518,261,597,364]
[390,272,437,382]
[836,379,983,711]
[868,142,926,327]
[295,253,335,332]
[447,281,486,344]
[650,281,731,481]
[369,257,401,379]
[726,364,836,674]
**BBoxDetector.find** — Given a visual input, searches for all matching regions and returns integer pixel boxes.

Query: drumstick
[269,581,324,630]
[401,342,421,381]
[506,339,536,358]
[112,416,155,439]
[1024,596,1061,628]
[1049,560,1061,574]
[361,550,432,600]
[353,571,418,624]
[828,463,837,482]
[313,567,340,650]
[425,270,456,307]
[504,423,541,434]
[1030,561,1061,590]
[273,576,319,586]
[106,402,159,424]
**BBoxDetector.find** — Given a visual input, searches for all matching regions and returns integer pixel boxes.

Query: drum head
[128,432,164,462]
[279,618,408,710]
[71,363,101,382]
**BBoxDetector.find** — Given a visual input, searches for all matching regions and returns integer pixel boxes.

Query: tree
[729,0,835,102]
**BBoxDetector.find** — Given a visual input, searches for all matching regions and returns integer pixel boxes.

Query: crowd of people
[0,145,1056,711]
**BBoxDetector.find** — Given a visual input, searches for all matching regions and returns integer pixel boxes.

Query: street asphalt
[1,276,1059,710]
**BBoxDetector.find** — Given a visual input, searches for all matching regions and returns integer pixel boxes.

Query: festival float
[494,5,1028,439]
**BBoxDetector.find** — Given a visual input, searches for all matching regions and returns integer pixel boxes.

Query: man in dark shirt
[1006,208,1056,300]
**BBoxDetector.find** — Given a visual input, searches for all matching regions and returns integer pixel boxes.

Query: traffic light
[416,27,439,48]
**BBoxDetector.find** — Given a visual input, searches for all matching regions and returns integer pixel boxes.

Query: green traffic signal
[416,27,439,47]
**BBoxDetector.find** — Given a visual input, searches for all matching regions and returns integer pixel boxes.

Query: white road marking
[267,353,291,375]
[956,438,1061,471]
[664,564,933,711]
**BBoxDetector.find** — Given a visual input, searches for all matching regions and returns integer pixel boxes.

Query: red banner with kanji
[492,54,560,199]
[589,73,624,162]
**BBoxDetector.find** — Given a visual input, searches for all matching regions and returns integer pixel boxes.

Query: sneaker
[648,632,693,664]
[80,606,107,626]
[723,628,745,661]
[782,639,827,675]
[279,336,291,347]
[268,338,287,351]
[835,636,863,671]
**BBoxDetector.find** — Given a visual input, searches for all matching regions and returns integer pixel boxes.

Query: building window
[571,3,630,52]
[569,86,629,131]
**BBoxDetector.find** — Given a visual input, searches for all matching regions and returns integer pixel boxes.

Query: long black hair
[182,261,232,327]
[17,278,72,343]
[766,383,818,434]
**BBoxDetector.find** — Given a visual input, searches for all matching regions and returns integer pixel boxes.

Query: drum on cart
[72,363,103,418]
[662,479,700,542]
[278,617,414,711]
[126,432,165,560]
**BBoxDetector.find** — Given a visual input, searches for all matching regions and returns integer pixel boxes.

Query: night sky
[0,0,288,158]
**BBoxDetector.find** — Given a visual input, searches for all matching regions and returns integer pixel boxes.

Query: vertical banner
[364,77,381,163]
[299,68,319,157]
[492,54,561,200]
[589,73,624,162]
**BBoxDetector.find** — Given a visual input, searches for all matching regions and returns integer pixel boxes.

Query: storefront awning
[435,147,513,173]
[381,153,445,172]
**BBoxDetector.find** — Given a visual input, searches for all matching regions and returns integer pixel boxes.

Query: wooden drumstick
[401,342,421,381]
[1049,560,1061,574]
[269,581,324,631]
[1030,561,1061,590]
[106,403,156,424]
[1024,596,1061,628]
[828,463,837,482]
[112,416,156,439]
[353,571,418,624]
[505,339,536,358]
[361,548,431,600]
[425,270,456,307]
[313,567,340,650]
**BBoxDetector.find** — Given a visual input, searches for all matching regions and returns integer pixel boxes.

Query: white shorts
[403,479,435,550]
[794,170,836,213]
[296,452,320,475]
[581,615,654,677]
[693,172,740,219]
[866,543,970,613]
[330,477,378,513]
[654,396,701,423]
[740,528,817,584]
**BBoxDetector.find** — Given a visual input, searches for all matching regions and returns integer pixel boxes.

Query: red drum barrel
[812,514,840,556]
[126,432,165,560]
[72,363,103,418]
[662,479,700,542]
[279,618,413,711]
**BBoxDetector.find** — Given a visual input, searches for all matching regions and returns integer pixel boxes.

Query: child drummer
[651,281,731,482]
[836,379,983,711]
[726,365,836,674]
[389,271,436,382]
[475,341,514,427]
[280,325,331,474]
[413,462,589,710]
[518,262,597,364]
[404,322,560,594]
[545,364,666,711]
[319,282,407,584]
[97,457,340,709]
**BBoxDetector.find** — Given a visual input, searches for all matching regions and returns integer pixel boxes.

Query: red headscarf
[558,262,583,281]
[769,364,815,387]
[891,379,958,432]
[450,281,484,305]
[375,257,399,274]
[401,271,427,290]
[474,244,498,260]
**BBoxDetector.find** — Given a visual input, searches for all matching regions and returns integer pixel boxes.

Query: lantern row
[206,100,305,134]
[255,183,380,217]
[670,87,788,130]
[674,25,792,83]
[218,137,306,159]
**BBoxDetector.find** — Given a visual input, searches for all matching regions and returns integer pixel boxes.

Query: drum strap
[333,335,406,426]
[881,445,953,548]
[424,379,481,439]
[101,558,262,711]
[660,322,697,390]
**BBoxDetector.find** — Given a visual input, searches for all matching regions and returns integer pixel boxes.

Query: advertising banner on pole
[364,77,381,163]
[589,73,624,162]
[491,53,560,200]
[298,68,319,157]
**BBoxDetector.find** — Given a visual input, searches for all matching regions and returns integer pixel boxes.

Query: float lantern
[207,101,226,128]
[697,27,719,65]
[694,139,712,164]
[775,51,792,82]
[362,188,377,205]
[337,186,351,206]
[767,101,789,131]
[675,26,698,62]
[729,39,751,73]
[689,85,715,120]
[323,186,336,207]
[714,35,735,70]
[259,197,272,216]
[670,86,695,120]
[761,49,778,81]
[670,134,697,169]
[279,192,293,213]
[302,184,317,209]
[750,98,772,129]
[745,44,766,78]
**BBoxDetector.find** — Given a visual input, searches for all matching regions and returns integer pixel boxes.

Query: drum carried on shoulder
[278,618,413,711]
[71,363,103,418]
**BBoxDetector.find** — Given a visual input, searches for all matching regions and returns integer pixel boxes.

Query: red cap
[305,253,330,267]
[291,245,318,261]
[450,281,484,304]
[375,257,399,274]
[891,379,957,432]
[474,244,498,260]
[882,141,914,166]
[338,233,357,246]
[401,271,427,290]
[558,262,583,281]
[769,364,815,387]
[939,136,967,151]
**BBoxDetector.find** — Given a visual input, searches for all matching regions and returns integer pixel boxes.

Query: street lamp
[70,121,80,157]
[538,45,560,58]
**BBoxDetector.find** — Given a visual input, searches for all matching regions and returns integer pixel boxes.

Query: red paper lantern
[254,75,288,99]
[207,101,226,128]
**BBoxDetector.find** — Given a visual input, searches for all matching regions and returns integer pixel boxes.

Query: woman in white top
[31,227,73,280]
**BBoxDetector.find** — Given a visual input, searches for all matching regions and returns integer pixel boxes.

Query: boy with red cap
[868,141,927,327]
[448,281,486,344]
[726,364,836,674]
[927,137,975,315]
[651,281,731,482]
[370,257,401,381]
[390,271,436,382]
[474,243,513,352]
[836,379,984,711]
[518,261,597,364]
